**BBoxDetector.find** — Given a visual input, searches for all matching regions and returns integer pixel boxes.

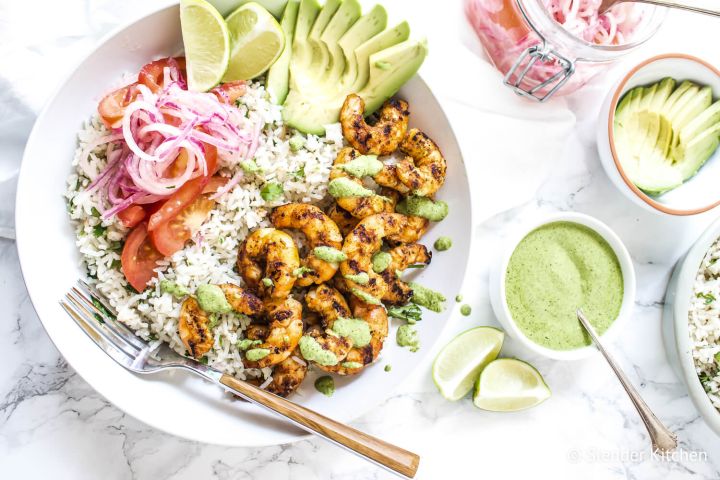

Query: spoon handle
[620,0,720,17]
[576,310,678,453]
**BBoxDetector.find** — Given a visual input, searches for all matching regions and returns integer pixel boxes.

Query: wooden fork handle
[219,374,420,478]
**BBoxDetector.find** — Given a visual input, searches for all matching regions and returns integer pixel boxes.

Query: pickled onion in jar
[465,0,647,96]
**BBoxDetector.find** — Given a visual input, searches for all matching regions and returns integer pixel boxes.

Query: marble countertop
[2,0,720,478]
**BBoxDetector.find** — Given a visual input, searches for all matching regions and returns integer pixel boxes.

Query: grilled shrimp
[270,204,343,287]
[266,352,308,397]
[178,297,214,359]
[386,215,429,244]
[340,94,409,156]
[395,129,447,197]
[218,284,264,315]
[381,243,432,305]
[330,148,395,219]
[373,163,411,195]
[340,213,414,300]
[303,284,353,363]
[326,202,359,237]
[238,228,300,299]
[322,297,388,375]
[243,297,304,368]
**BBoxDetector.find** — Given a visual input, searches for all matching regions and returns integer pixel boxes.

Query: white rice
[689,239,720,410]
[65,81,343,380]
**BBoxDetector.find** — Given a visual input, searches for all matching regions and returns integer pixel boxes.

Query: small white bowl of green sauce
[489,212,636,360]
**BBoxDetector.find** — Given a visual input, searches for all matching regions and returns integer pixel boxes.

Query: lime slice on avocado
[180,0,230,91]
[432,327,504,401]
[472,358,551,412]
[223,2,285,81]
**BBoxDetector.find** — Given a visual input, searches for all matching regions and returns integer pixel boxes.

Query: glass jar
[465,0,666,100]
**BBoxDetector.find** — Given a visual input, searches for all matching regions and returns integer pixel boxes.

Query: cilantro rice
[689,239,720,410]
[65,81,342,381]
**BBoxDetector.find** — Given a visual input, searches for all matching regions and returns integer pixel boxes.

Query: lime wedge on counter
[473,358,551,412]
[180,0,230,91]
[432,327,504,401]
[222,2,285,81]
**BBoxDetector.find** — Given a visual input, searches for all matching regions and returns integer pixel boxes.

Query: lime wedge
[473,358,551,412]
[223,2,285,81]
[432,327,504,401]
[180,0,230,91]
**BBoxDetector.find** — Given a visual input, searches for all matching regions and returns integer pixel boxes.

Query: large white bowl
[489,212,636,361]
[663,217,720,437]
[15,4,472,446]
[597,53,720,216]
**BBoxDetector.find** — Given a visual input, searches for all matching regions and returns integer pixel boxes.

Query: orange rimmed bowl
[597,53,720,216]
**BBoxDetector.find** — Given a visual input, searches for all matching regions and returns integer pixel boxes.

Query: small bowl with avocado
[489,212,636,361]
[598,53,720,216]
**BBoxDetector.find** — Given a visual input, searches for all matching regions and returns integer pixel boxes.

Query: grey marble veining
[3,0,720,478]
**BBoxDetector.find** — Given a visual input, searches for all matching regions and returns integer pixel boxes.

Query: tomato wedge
[117,205,146,229]
[98,82,140,129]
[138,57,186,92]
[147,176,209,232]
[203,175,229,194]
[210,81,247,105]
[165,142,218,179]
[149,194,216,256]
[121,222,164,292]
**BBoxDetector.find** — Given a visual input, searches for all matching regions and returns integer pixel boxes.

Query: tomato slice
[138,57,187,92]
[210,81,247,105]
[121,222,164,292]
[98,82,140,129]
[147,176,209,232]
[165,142,218,179]
[149,194,216,256]
[117,205,146,228]
[203,175,229,194]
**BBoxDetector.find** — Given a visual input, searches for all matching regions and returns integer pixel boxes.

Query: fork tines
[60,281,150,369]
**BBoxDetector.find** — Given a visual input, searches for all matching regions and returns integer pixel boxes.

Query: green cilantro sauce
[196,284,232,313]
[372,251,392,273]
[331,318,371,347]
[505,221,623,350]
[328,178,374,198]
[313,246,347,263]
[397,325,420,352]
[344,272,370,284]
[299,336,338,366]
[409,282,446,312]
[245,348,270,361]
[434,236,452,251]
[160,280,188,298]
[315,376,335,396]
[340,155,383,178]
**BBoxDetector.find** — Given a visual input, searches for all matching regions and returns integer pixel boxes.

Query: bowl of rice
[15,3,472,446]
[663,217,720,437]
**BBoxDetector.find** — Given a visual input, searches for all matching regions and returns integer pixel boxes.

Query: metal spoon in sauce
[599,0,720,17]
[576,309,678,453]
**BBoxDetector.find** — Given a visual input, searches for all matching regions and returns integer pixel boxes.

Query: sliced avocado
[266,0,300,104]
[673,86,712,131]
[678,122,720,180]
[281,6,425,134]
[349,21,410,93]
[306,0,341,82]
[638,84,658,112]
[680,100,720,144]
[320,0,362,86]
[648,77,676,112]
[291,0,320,72]
[360,38,428,114]
[338,5,388,91]
[615,87,643,126]
[613,78,720,195]
[662,80,694,113]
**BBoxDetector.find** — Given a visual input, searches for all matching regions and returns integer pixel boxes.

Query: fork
[598,0,720,17]
[61,281,420,479]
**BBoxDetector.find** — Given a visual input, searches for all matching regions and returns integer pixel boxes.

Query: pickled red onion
[79,64,258,220]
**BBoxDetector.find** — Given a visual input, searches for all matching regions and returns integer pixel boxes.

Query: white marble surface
[2,0,720,478]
